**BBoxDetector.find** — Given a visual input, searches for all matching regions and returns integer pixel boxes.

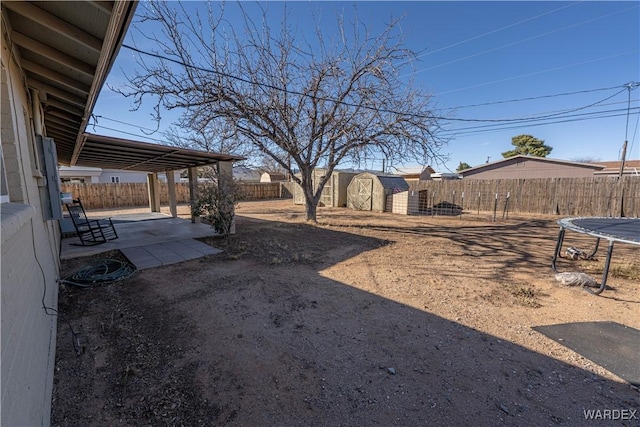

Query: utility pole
[619,82,640,179]
[618,141,627,179]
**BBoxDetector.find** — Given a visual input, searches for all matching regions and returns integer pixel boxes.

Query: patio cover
[74,133,245,221]
[77,133,245,172]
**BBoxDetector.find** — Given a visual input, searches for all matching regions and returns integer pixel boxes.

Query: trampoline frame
[551,217,640,295]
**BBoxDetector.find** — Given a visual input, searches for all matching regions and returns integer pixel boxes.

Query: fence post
[493,193,498,222]
[502,192,510,219]
[452,190,456,216]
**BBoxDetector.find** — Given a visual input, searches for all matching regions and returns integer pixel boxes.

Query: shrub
[191,172,245,238]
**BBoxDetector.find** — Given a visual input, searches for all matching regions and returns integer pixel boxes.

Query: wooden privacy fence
[409,176,639,217]
[61,182,291,210]
[62,177,638,216]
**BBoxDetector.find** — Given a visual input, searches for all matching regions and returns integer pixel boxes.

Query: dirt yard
[52,200,639,426]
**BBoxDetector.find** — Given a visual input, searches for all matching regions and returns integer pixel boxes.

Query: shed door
[356,178,373,210]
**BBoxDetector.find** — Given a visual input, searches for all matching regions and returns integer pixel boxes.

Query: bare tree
[163,124,256,158]
[119,1,445,221]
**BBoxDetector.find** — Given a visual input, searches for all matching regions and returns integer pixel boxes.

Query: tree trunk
[304,199,317,222]
[300,169,319,222]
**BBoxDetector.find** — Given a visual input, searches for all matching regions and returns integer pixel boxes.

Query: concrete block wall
[1,30,61,426]
[1,205,59,426]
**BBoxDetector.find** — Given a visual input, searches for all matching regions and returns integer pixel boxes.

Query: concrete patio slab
[61,214,222,269]
[120,240,222,270]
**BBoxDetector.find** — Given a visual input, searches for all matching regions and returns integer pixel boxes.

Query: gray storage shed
[293,169,360,207]
[347,172,409,212]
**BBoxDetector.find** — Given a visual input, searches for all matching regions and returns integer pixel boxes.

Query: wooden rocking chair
[65,198,118,246]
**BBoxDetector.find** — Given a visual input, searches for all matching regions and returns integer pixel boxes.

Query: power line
[441,108,640,137]
[86,123,168,143]
[624,82,639,142]
[627,108,639,158]
[442,88,627,123]
[90,86,636,134]
[434,51,639,96]
[446,85,624,110]
[93,84,636,142]
[412,2,581,60]
[409,5,637,77]
[444,111,639,138]
[90,107,639,143]
[121,44,635,124]
[444,106,639,133]
[92,114,159,133]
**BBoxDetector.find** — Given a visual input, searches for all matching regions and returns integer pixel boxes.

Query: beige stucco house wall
[1,30,61,426]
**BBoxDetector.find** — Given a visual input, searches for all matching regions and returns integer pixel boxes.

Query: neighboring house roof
[392,166,435,174]
[459,155,605,177]
[393,166,436,180]
[3,1,138,166]
[593,160,640,176]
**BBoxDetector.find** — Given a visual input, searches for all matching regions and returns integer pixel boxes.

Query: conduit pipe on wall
[30,88,43,136]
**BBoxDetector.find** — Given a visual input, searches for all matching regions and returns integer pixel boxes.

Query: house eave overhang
[2,1,138,166]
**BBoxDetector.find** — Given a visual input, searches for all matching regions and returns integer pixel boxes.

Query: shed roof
[378,175,410,192]
[355,172,409,192]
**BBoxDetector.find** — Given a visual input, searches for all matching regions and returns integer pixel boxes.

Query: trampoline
[552,217,640,295]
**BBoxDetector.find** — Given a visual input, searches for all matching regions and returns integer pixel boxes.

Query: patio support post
[188,167,198,223]
[218,161,236,234]
[147,172,160,213]
[167,170,177,218]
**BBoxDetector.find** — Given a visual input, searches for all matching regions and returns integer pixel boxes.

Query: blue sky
[93,1,640,172]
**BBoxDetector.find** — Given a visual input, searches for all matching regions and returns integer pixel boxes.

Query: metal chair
[65,198,118,245]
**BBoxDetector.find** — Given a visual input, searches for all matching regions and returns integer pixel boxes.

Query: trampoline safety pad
[533,321,640,387]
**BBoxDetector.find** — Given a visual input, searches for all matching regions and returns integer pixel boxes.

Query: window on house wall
[110,176,120,183]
